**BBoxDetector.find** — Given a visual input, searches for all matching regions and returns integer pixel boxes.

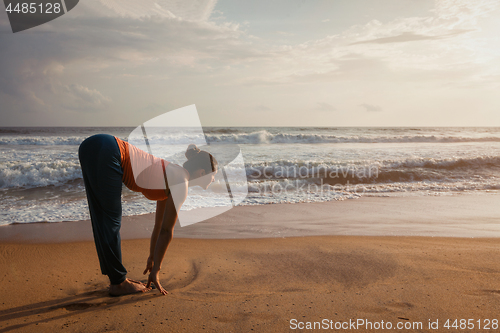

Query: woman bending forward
[78,134,217,296]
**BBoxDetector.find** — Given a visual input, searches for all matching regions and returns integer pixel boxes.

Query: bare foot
[127,278,146,286]
[109,278,148,296]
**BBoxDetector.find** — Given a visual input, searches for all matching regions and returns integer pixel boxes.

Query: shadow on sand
[0,284,162,332]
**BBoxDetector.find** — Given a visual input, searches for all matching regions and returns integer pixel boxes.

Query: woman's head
[183,144,218,181]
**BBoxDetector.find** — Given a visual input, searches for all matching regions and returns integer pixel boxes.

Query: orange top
[115,136,170,201]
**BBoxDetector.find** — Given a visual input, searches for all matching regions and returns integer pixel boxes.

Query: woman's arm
[143,199,167,274]
[145,173,188,295]
[153,194,177,268]
[152,200,168,257]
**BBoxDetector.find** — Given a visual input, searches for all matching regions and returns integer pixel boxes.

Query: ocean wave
[246,167,432,186]
[384,155,500,170]
[244,155,500,185]
[245,177,500,196]
[0,136,86,146]
[0,160,82,188]
[206,131,500,144]
[205,128,243,134]
[2,154,499,190]
[3,131,500,146]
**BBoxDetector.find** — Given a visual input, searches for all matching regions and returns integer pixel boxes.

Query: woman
[78,134,217,296]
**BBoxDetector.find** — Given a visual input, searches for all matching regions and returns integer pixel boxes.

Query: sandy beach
[3,0,500,329]
[1,196,500,332]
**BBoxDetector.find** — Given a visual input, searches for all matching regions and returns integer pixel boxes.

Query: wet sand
[1,195,500,332]
[2,194,500,243]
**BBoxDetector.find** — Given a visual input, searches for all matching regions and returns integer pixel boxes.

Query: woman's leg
[78,134,127,285]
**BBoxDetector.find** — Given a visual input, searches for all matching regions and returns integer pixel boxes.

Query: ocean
[1,127,500,225]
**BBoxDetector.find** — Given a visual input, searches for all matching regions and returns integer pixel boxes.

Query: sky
[0,0,499,127]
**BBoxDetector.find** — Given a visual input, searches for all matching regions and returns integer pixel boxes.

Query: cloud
[349,30,471,45]
[359,104,382,112]
[64,84,110,110]
[432,0,498,22]
[0,2,255,121]
[94,0,218,21]
[233,0,500,88]
[1,0,499,125]
[316,102,336,112]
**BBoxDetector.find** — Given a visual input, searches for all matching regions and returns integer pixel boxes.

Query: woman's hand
[143,256,154,275]
[146,269,168,295]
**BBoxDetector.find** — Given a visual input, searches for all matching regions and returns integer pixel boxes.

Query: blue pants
[78,134,127,285]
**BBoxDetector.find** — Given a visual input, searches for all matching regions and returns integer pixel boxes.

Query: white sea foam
[0,160,82,188]
[0,136,86,145]
[2,132,500,145]
[206,132,500,145]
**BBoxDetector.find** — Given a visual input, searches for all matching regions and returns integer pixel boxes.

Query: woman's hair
[183,144,218,178]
